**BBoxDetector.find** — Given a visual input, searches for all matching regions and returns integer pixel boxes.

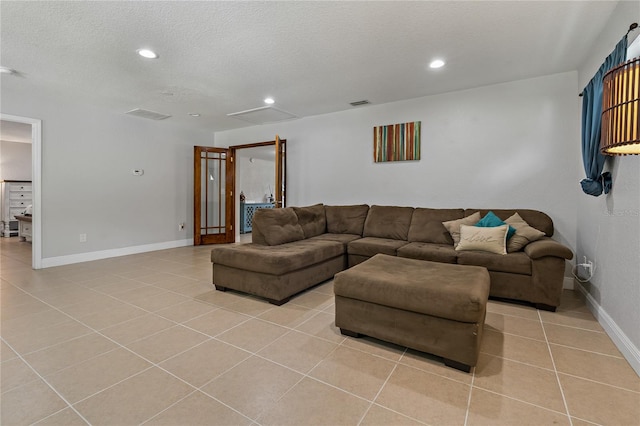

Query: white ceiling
[0,1,624,133]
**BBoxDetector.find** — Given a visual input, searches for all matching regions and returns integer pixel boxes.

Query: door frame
[0,113,42,269]
[230,139,286,241]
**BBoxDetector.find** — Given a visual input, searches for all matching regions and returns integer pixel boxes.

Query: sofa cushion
[211,239,343,275]
[456,224,508,255]
[465,209,553,236]
[293,204,326,238]
[457,250,532,275]
[363,205,414,240]
[504,212,546,252]
[407,208,464,244]
[325,204,369,235]
[442,212,481,247]
[348,237,409,257]
[251,208,305,246]
[310,233,361,249]
[397,242,458,264]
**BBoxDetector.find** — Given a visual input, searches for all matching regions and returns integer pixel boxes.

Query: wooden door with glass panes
[193,146,234,245]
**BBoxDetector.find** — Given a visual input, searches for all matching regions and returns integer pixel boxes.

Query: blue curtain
[580,37,627,196]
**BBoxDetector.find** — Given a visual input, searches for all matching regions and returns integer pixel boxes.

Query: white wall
[575,1,640,375]
[237,151,274,203]
[216,72,580,252]
[1,85,213,262]
[0,140,32,180]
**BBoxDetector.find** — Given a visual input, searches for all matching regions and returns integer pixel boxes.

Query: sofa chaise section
[211,206,345,304]
[211,239,344,305]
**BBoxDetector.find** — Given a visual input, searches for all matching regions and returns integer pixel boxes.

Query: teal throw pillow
[474,211,516,240]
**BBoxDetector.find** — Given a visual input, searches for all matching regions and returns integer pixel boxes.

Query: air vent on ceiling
[125,108,171,120]
[227,106,298,125]
[350,100,370,106]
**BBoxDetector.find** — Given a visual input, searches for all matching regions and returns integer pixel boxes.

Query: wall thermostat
[132,169,144,176]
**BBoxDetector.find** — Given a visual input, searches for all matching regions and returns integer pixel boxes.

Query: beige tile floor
[1,237,639,425]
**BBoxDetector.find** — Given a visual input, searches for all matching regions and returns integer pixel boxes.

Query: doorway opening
[0,114,42,269]
[193,138,285,246]
[230,139,286,243]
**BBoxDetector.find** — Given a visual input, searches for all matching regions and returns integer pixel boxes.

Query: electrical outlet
[580,255,594,276]
[585,260,594,275]
[79,233,87,243]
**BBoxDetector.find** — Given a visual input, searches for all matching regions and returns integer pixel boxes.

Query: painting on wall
[373,121,421,162]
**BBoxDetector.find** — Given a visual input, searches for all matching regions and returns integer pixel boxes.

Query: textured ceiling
[0,1,622,133]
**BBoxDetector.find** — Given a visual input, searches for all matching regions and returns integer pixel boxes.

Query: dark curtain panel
[580,37,627,196]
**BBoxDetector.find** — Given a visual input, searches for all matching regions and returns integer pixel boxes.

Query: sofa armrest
[524,237,573,260]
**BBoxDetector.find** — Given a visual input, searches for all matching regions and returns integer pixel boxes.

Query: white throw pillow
[455,224,508,255]
[442,212,481,247]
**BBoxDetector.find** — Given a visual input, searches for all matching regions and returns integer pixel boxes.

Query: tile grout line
[483,326,551,344]
[555,371,640,395]
[539,309,574,426]
[477,350,557,373]
[369,402,432,426]
[463,360,476,426]
[252,341,374,425]
[4,328,97,358]
[4,283,258,425]
[137,388,200,426]
[0,336,92,426]
[355,349,404,426]
[205,328,322,425]
[543,321,609,334]
[28,405,87,425]
[470,386,579,418]
[547,341,627,360]
[54,323,255,425]
[391,359,477,388]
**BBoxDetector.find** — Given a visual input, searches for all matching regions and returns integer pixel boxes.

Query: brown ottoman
[334,254,490,372]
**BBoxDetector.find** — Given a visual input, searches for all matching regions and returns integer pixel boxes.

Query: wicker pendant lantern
[601,56,640,155]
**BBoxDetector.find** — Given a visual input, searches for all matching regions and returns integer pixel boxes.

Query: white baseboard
[41,239,194,268]
[563,276,574,290]
[576,283,640,377]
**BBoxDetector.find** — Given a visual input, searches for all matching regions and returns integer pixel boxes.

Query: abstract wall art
[373,121,421,162]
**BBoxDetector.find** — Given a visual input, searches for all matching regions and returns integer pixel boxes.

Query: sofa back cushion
[408,208,465,244]
[464,209,553,236]
[292,204,326,238]
[325,204,370,235]
[251,207,305,246]
[363,205,414,240]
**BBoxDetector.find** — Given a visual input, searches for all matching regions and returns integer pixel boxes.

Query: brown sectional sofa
[210,204,573,310]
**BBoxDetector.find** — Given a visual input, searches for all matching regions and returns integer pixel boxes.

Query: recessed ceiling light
[137,48,158,59]
[429,59,445,69]
[264,97,275,105]
[188,113,201,117]
[0,66,18,75]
